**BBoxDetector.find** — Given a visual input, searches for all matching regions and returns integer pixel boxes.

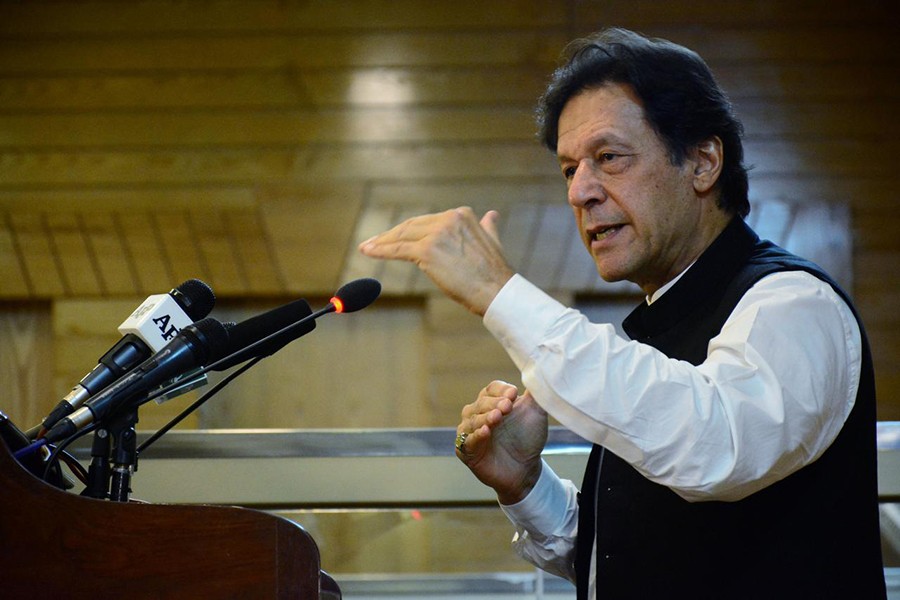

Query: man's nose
[567,160,605,208]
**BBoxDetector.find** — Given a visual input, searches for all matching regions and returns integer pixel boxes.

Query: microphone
[193,279,380,377]
[132,278,383,458]
[37,279,215,434]
[139,279,380,412]
[330,277,382,313]
[41,317,229,445]
[207,278,380,371]
[116,279,218,403]
[213,299,315,372]
[117,278,215,349]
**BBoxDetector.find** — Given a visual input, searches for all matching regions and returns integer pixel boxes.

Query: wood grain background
[0,0,897,435]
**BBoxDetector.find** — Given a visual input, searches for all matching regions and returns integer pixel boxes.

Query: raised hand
[358,207,515,316]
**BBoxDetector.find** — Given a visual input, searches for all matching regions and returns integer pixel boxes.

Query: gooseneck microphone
[135,279,382,453]
[16,278,382,462]
[213,299,315,372]
[41,317,229,445]
[201,278,382,374]
[37,279,215,435]
[330,277,382,314]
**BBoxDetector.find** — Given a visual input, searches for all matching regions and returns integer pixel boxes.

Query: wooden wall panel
[0,213,29,296]
[77,211,136,295]
[0,0,896,425]
[113,212,171,293]
[4,65,895,114]
[153,210,208,289]
[574,0,891,26]
[258,186,366,293]
[0,108,539,146]
[195,300,431,430]
[0,1,567,34]
[223,210,284,295]
[189,210,247,296]
[426,295,521,426]
[0,303,52,430]
[0,33,566,72]
[43,212,99,296]
[7,213,64,297]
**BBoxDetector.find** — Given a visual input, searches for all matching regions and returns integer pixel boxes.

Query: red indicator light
[331,296,344,313]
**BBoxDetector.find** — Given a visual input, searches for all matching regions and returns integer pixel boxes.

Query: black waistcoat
[574,219,885,599]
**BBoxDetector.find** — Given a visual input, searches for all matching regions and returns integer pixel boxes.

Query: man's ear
[692,136,723,194]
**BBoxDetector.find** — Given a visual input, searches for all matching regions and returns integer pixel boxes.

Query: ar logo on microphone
[152,314,180,341]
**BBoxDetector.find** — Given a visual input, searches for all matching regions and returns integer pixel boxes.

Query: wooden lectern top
[0,437,334,599]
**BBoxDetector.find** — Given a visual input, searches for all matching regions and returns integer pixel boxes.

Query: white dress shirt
[483,270,862,594]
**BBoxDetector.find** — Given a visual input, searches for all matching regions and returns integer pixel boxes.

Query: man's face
[556,83,707,295]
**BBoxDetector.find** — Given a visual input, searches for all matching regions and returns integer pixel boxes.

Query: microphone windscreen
[171,279,216,320]
[333,278,381,313]
[213,299,315,371]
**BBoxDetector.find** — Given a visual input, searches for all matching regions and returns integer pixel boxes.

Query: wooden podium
[0,436,339,599]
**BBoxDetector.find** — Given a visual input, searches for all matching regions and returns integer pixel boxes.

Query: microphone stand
[79,403,140,502]
[80,427,111,499]
[107,405,139,502]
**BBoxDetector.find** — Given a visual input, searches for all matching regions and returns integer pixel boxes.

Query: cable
[57,449,89,485]
[42,423,97,483]
[136,357,260,456]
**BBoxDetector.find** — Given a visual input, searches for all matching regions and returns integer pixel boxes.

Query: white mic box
[118,294,194,352]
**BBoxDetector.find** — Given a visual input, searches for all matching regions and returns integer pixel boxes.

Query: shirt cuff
[483,274,569,369]
[499,459,572,537]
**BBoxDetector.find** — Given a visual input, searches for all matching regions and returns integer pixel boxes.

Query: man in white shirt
[359,27,885,599]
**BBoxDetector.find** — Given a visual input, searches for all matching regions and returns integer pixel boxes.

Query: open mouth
[590,225,623,242]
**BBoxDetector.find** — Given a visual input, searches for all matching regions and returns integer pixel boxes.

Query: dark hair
[537,28,750,218]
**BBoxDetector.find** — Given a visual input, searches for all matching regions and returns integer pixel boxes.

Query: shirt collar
[647,263,694,305]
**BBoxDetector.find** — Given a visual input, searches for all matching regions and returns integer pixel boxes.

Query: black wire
[136,357,261,456]
[57,448,89,484]
[42,422,97,482]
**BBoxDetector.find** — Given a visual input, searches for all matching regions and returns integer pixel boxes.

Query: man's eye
[599,152,618,162]
[562,166,577,179]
